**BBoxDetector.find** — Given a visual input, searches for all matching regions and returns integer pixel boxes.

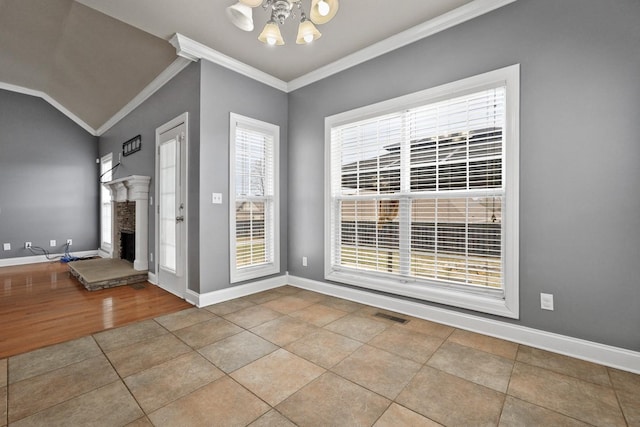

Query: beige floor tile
[124,352,224,413]
[0,386,6,427]
[285,329,362,368]
[332,345,421,399]
[517,346,611,386]
[499,396,591,426]
[224,305,283,329]
[0,360,6,386]
[275,285,303,295]
[288,303,348,326]
[249,409,297,427]
[508,362,626,427]
[324,314,388,342]
[448,329,519,359]
[106,334,192,377]
[369,325,444,364]
[204,298,255,315]
[293,289,326,303]
[173,316,243,349]
[609,368,640,426]
[277,372,390,427]
[93,319,168,352]
[320,295,365,312]
[198,330,278,373]
[374,403,441,427]
[242,289,288,304]
[427,341,514,392]
[10,381,143,427]
[250,316,318,346]
[148,376,269,427]
[400,318,455,339]
[8,354,119,422]
[154,307,215,331]
[8,336,101,384]
[261,295,315,314]
[397,365,505,426]
[231,349,325,406]
[125,417,154,427]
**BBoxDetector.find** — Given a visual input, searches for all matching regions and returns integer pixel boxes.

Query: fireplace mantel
[104,175,151,271]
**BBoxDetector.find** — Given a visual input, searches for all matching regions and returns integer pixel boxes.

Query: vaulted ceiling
[0,0,508,134]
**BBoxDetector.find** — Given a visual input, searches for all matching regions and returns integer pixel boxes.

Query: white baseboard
[0,250,99,268]
[147,272,158,285]
[189,275,289,308]
[287,275,640,374]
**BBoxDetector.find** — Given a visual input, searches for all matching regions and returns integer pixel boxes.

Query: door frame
[154,112,189,298]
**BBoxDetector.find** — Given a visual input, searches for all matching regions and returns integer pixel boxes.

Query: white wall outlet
[212,193,223,204]
[66,239,72,246]
[3,243,10,251]
[25,242,32,248]
[540,293,554,311]
[302,256,308,267]
[149,196,153,206]
[150,252,153,262]
[50,240,56,247]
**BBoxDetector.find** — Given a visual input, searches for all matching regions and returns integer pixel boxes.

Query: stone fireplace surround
[103,175,151,271]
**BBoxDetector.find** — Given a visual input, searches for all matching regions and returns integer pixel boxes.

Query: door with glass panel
[156,115,187,298]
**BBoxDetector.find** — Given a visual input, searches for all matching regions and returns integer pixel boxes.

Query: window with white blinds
[230,113,280,283]
[325,65,520,318]
[100,153,113,252]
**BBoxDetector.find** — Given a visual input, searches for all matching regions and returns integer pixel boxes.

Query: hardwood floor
[0,260,192,358]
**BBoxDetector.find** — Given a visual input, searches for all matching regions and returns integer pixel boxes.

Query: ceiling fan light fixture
[310,0,338,24]
[296,19,321,44]
[226,2,254,31]
[258,21,285,45]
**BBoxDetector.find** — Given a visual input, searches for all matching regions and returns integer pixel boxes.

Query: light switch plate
[3,243,10,251]
[540,293,554,311]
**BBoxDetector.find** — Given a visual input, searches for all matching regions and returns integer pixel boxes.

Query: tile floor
[1,285,638,426]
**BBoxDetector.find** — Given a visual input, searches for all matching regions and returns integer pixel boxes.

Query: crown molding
[169,33,288,92]
[96,56,192,136]
[0,82,97,135]
[288,0,518,91]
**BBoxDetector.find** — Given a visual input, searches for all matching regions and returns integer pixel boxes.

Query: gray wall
[0,89,98,259]
[198,60,288,294]
[287,0,640,351]
[98,62,201,289]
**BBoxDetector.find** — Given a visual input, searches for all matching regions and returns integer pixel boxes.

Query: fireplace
[103,175,151,271]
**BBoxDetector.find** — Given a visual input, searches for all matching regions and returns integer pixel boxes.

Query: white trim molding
[287,275,640,375]
[188,275,288,308]
[0,250,99,268]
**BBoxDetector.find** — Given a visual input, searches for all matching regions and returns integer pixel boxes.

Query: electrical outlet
[302,256,308,267]
[212,193,223,204]
[66,239,72,246]
[25,242,32,248]
[3,243,10,251]
[150,252,153,262]
[50,240,56,247]
[540,293,554,311]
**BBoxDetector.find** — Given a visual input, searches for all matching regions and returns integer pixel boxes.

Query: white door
[156,115,188,298]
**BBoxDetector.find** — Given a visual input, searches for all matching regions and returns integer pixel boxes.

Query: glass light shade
[258,22,285,45]
[310,0,339,24]
[239,0,263,7]
[296,20,322,44]
[226,2,254,31]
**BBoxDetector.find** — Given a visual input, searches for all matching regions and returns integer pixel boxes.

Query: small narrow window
[230,113,280,282]
[100,153,113,253]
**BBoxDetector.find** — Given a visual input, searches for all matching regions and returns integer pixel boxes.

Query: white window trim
[324,64,520,318]
[229,113,281,283]
[100,152,113,255]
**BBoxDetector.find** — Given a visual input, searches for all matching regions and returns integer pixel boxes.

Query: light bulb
[267,37,277,45]
[317,0,330,16]
[304,34,314,43]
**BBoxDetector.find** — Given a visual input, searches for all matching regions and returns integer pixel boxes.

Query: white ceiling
[75,0,473,82]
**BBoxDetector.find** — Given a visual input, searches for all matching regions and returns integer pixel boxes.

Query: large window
[100,153,113,253]
[326,65,519,318]
[230,113,280,283]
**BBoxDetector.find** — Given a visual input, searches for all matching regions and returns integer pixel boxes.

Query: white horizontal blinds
[235,125,274,269]
[332,114,405,275]
[331,86,505,289]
